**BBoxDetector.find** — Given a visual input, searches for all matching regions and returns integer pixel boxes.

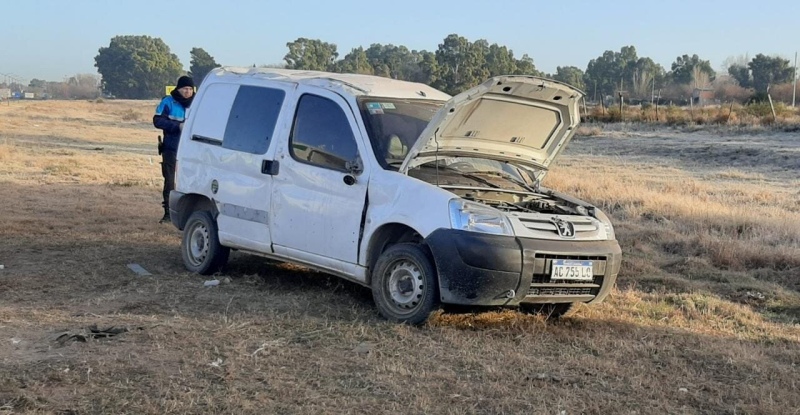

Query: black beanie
[176,76,195,89]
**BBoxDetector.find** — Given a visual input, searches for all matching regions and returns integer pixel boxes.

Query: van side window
[223,86,285,154]
[190,83,238,144]
[290,94,359,172]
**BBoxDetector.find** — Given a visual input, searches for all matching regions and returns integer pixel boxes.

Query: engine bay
[447,187,592,216]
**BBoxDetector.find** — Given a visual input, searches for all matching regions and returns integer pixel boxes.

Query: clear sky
[1,0,798,83]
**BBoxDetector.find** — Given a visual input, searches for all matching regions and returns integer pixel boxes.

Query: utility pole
[651,75,656,105]
[617,78,625,121]
[767,85,777,121]
[792,51,797,108]
[655,89,661,121]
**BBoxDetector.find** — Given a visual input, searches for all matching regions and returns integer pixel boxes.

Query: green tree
[333,47,373,75]
[284,38,338,71]
[728,64,752,89]
[364,44,391,77]
[392,49,437,84]
[468,39,491,82]
[484,44,517,77]
[413,50,439,85]
[28,79,47,88]
[433,34,492,94]
[583,46,639,99]
[513,54,542,77]
[669,54,715,87]
[94,35,184,99]
[189,47,221,85]
[552,66,585,90]
[363,44,411,79]
[748,54,793,92]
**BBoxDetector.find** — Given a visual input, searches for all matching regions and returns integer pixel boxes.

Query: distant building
[0,88,10,99]
[692,88,715,106]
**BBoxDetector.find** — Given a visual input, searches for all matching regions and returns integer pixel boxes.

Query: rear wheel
[520,303,576,319]
[371,243,438,325]
[181,210,229,275]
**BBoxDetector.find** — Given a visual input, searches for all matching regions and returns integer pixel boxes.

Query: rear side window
[222,86,285,154]
[290,94,359,171]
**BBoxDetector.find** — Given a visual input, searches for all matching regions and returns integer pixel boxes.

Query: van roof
[208,67,452,101]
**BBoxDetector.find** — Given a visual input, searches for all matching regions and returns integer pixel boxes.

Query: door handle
[261,160,279,175]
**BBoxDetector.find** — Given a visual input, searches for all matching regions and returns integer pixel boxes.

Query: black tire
[520,303,577,319]
[181,210,229,275]
[371,243,439,325]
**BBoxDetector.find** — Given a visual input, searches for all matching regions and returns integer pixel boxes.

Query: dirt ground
[1,101,798,414]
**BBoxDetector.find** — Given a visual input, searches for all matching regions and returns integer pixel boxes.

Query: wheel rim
[186,221,210,267]
[385,259,425,313]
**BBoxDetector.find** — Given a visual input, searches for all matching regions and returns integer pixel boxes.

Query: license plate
[551,259,593,281]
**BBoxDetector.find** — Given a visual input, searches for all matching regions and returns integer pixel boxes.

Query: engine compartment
[448,187,593,216]
[405,159,596,218]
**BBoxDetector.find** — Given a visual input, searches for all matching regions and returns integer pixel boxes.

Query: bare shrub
[769,82,799,104]
[743,102,774,117]
[607,106,622,122]
[712,108,732,125]
[664,106,688,125]
[715,83,752,103]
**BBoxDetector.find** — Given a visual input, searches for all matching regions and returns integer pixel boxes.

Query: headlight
[449,199,514,236]
[592,208,616,240]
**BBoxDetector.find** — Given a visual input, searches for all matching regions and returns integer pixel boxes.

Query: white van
[170,67,621,324]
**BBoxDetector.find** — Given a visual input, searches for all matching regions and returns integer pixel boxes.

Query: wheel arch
[365,223,427,284]
[173,193,218,230]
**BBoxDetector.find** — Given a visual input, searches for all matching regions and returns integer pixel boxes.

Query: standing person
[153,75,194,223]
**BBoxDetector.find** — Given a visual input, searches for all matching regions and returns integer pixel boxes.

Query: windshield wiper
[498,201,535,213]
[472,170,537,192]
[419,164,501,189]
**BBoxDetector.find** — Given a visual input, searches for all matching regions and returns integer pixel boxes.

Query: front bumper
[424,229,622,307]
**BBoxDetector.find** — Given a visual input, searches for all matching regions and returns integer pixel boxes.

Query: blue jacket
[153,95,188,153]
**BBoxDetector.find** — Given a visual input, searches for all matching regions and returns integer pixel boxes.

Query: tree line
[4,74,101,100]
[80,34,800,102]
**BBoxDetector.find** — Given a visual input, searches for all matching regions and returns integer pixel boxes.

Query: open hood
[399,76,584,174]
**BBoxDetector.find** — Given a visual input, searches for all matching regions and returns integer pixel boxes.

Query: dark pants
[161,150,176,209]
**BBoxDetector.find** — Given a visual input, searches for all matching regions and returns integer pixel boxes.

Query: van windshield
[357,97,445,170]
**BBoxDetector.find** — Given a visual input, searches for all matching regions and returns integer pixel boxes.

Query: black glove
[157,135,163,155]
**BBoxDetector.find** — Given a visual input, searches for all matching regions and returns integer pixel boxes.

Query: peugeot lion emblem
[551,217,575,238]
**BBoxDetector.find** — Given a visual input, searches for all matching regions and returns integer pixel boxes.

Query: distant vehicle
[168,67,622,324]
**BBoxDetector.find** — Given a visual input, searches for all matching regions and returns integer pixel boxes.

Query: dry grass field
[584,102,800,127]
[1,100,798,414]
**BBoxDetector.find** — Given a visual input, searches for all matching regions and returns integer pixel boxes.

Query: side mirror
[345,156,363,175]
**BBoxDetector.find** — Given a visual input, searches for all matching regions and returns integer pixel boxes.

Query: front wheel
[371,243,439,325]
[181,210,229,275]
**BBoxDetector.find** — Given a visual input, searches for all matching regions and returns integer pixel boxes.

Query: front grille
[528,254,606,297]
[528,287,595,296]
[517,217,599,237]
